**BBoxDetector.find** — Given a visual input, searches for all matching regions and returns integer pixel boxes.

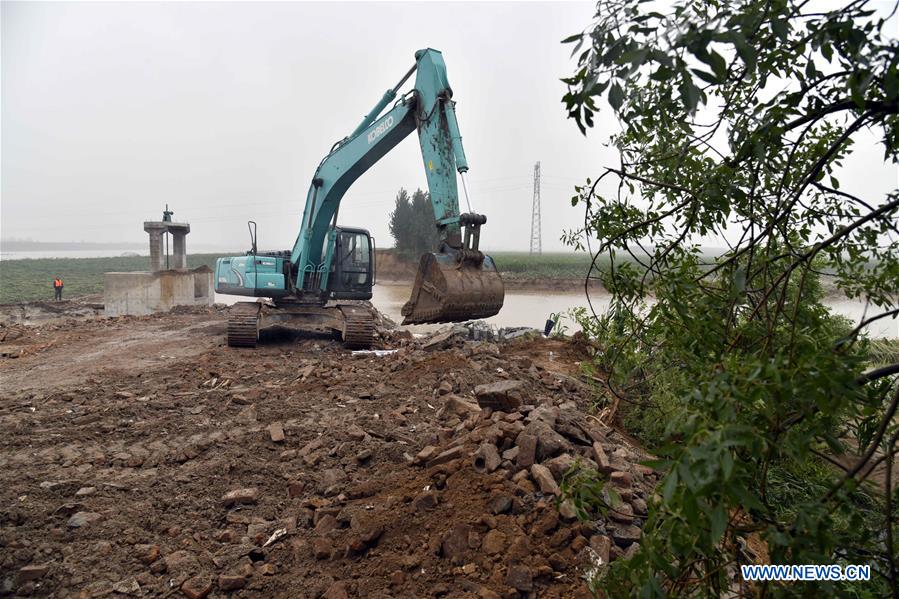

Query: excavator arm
[290,48,504,323]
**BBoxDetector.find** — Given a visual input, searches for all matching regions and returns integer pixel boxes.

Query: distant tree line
[388,188,440,258]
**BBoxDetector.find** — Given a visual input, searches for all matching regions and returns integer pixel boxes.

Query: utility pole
[529,161,542,255]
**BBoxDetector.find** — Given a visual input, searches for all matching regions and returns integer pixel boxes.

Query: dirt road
[0,306,657,598]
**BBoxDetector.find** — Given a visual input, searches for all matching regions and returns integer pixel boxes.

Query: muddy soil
[0,306,658,598]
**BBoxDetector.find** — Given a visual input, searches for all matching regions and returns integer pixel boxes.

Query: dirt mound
[0,309,656,598]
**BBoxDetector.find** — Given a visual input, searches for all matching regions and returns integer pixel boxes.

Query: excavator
[214,48,505,349]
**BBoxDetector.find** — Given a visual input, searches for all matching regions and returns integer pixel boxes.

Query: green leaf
[608,82,625,111]
[679,79,700,112]
[662,470,679,502]
[561,33,583,44]
[709,504,728,542]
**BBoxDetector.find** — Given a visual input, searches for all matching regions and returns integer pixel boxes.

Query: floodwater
[217,283,898,339]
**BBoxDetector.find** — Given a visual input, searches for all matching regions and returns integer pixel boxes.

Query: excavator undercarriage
[227,302,376,349]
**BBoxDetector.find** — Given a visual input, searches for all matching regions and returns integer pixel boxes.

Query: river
[216,283,898,339]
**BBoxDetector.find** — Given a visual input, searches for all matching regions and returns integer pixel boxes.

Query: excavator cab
[327,227,374,300]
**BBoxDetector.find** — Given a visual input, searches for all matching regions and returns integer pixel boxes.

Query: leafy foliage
[561,0,899,595]
[388,188,440,258]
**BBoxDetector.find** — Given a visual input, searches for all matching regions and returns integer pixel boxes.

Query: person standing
[53,277,64,301]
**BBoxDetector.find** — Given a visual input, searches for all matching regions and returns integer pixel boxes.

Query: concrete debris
[0,303,661,598]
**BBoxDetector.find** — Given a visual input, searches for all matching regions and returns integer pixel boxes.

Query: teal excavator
[214,49,505,348]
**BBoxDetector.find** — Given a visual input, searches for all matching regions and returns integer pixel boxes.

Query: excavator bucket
[401,250,505,324]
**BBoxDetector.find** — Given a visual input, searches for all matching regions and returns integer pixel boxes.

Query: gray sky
[2,0,618,252]
[2,1,896,253]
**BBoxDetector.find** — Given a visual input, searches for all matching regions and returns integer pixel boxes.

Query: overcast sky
[2,1,896,253]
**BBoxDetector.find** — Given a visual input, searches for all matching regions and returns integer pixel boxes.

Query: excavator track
[339,305,375,350]
[227,302,261,348]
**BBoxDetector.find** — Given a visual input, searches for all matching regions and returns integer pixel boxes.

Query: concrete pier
[144,221,190,272]
[105,213,212,316]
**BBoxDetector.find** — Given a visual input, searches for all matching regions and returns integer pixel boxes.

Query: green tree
[560,1,899,595]
[389,187,440,257]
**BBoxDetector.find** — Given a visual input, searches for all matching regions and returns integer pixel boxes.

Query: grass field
[0,251,605,304]
[0,254,227,304]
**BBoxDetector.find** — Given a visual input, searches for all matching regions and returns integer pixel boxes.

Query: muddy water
[216,283,897,339]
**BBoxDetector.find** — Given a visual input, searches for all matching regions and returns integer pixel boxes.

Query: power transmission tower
[529,161,542,255]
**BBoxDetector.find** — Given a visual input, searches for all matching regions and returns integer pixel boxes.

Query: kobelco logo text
[367,116,394,144]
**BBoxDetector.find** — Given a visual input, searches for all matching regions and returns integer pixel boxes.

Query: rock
[220,488,259,507]
[515,434,537,468]
[589,535,612,564]
[413,445,438,465]
[535,424,569,460]
[558,499,578,520]
[437,380,453,395]
[312,538,332,560]
[268,422,285,443]
[389,570,405,587]
[505,565,534,591]
[319,468,344,491]
[133,543,160,564]
[111,577,141,595]
[481,529,506,555]
[165,551,201,575]
[218,574,246,591]
[437,395,481,420]
[74,486,96,497]
[441,524,472,564]
[67,511,102,528]
[17,564,49,583]
[236,404,257,423]
[288,481,305,498]
[180,575,212,599]
[610,471,633,487]
[257,563,276,576]
[592,441,612,473]
[472,443,501,473]
[314,515,339,533]
[545,453,576,480]
[612,524,642,547]
[530,464,560,495]
[532,510,559,536]
[474,380,524,412]
[427,446,467,468]
[323,581,349,599]
[414,490,439,511]
[631,497,648,516]
[423,329,457,351]
[609,503,635,524]
[488,494,512,515]
[478,587,502,599]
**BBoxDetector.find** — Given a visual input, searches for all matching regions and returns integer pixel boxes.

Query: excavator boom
[289,48,503,324]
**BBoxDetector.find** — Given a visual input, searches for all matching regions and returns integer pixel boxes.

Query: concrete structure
[103,267,214,316]
[104,214,214,316]
[144,220,190,271]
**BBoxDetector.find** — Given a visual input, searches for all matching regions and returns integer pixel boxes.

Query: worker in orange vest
[53,277,64,301]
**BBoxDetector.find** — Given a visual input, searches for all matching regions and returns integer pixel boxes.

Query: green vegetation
[489,252,601,280]
[388,188,440,258]
[0,251,603,304]
[0,254,228,304]
[560,0,899,596]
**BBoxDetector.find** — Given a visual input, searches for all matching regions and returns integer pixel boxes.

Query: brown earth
[0,305,659,598]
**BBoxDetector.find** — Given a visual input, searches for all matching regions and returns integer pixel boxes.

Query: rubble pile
[0,307,658,598]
